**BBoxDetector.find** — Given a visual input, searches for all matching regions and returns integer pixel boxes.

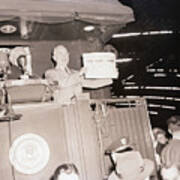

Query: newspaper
[82,52,118,79]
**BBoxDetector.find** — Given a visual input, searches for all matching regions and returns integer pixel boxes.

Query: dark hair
[16,55,27,69]
[53,163,79,180]
[167,116,180,126]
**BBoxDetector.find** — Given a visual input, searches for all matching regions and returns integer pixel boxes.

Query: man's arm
[82,78,113,89]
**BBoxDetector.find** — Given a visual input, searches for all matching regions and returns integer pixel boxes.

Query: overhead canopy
[0,0,134,25]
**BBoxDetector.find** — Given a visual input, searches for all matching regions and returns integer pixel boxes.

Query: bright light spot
[83,25,95,32]
[115,58,132,63]
[149,111,158,115]
[112,30,173,38]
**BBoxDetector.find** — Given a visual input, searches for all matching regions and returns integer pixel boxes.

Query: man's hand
[79,67,87,76]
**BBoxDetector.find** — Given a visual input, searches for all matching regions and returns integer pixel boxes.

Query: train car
[0,1,157,180]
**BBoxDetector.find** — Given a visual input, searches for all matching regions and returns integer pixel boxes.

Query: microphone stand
[0,73,22,180]
[0,75,22,122]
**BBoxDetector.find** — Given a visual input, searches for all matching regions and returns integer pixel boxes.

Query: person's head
[16,55,28,73]
[153,128,168,144]
[167,116,180,134]
[0,51,10,78]
[53,163,79,180]
[109,151,154,180]
[53,45,69,68]
[103,44,119,58]
[157,133,168,144]
[9,47,28,69]
[161,165,180,180]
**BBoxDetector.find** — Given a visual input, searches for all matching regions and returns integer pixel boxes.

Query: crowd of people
[1,45,180,180]
[51,115,180,180]
[152,115,180,180]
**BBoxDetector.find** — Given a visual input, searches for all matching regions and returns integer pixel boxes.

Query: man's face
[168,122,180,134]
[53,47,69,68]
[17,56,27,70]
[157,133,168,144]
[162,166,180,180]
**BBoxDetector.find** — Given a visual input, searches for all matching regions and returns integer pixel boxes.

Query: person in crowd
[161,165,180,180]
[105,137,134,167]
[45,45,114,104]
[152,128,168,156]
[0,51,11,80]
[161,146,180,180]
[103,44,119,58]
[160,115,180,180]
[53,163,80,180]
[152,128,168,180]
[166,115,180,136]
[9,47,33,80]
[108,150,154,180]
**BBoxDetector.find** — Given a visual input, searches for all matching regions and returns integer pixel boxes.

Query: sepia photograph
[0,0,179,180]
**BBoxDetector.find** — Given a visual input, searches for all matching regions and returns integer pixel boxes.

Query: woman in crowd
[9,47,32,80]
[152,128,169,180]
[152,127,168,156]
[53,163,80,180]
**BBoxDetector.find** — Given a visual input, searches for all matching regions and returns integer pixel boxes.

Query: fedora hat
[105,137,135,164]
[108,151,154,180]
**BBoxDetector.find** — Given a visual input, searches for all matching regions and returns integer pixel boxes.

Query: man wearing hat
[108,151,154,180]
[105,137,134,166]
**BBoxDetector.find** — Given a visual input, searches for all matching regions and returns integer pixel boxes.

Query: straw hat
[108,151,154,180]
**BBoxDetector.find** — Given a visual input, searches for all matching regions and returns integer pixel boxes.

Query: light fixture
[20,19,29,39]
[83,25,95,32]
[0,24,17,34]
[19,19,33,39]
[115,58,132,63]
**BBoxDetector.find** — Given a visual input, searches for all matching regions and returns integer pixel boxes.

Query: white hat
[108,151,154,180]
[9,47,27,66]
